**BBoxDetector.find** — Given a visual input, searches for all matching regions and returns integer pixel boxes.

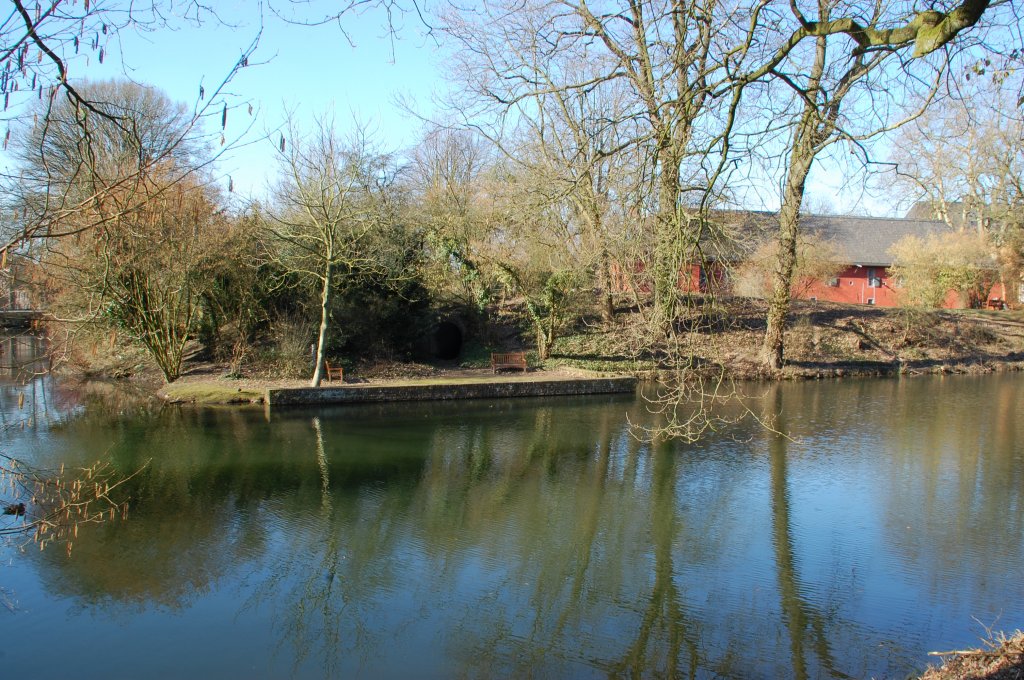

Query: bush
[889,232,993,307]
[733,234,842,299]
[263,315,316,378]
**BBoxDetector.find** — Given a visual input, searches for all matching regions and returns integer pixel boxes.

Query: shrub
[733,234,842,299]
[888,233,993,308]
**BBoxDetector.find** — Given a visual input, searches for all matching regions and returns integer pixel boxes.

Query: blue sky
[3,1,944,215]
[16,2,444,201]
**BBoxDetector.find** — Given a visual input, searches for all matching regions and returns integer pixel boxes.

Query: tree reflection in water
[766,384,844,680]
[5,378,1023,678]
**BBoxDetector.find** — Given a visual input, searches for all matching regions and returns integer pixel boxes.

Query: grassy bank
[158,383,267,405]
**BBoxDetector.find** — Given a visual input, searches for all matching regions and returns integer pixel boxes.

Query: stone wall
[266,377,638,407]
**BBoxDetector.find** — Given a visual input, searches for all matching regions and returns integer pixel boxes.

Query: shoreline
[153,352,1024,406]
[38,300,1022,405]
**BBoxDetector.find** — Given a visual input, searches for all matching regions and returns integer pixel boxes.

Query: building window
[867,268,881,288]
[828,277,839,287]
[866,298,875,305]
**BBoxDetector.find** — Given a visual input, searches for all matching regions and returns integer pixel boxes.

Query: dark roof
[800,214,955,266]
[697,210,954,266]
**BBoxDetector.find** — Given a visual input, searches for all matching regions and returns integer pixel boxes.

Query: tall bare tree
[756,0,998,371]
[890,79,1024,301]
[511,71,637,324]
[0,3,260,254]
[406,127,498,311]
[438,1,767,328]
[262,118,407,387]
[8,78,211,232]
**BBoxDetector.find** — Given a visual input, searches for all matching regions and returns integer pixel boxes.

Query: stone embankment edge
[777,356,1024,380]
[266,376,638,407]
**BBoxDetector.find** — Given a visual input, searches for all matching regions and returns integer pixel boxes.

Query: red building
[611,211,1008,309]
[792,214,1004,309]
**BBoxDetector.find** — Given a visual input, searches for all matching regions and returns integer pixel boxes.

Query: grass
[544,355,657,374]
[160,384,266,405]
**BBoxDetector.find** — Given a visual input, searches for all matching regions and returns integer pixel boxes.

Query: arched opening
[432,321,463,360]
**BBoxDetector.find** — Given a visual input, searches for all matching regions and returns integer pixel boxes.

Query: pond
[1,358,1022,678]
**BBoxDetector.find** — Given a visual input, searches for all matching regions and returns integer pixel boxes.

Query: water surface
[1,366,1022,679]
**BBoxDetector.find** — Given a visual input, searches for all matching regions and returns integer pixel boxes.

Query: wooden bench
[491,351,527,373]
[324,360,344,382]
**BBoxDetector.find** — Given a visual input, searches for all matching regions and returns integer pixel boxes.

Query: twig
[929,649,1022,657]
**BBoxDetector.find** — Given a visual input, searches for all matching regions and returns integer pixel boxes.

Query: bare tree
[0,3,260,254]
[512,72,638,324]
[890,78,1024,301]
[3,80,233,382]
[8,78,212,233]
[406,127,499,311]
[559,1,744,325]
[438,1,765,328]
[262,117,407,387]
[755,0,998,371]
[46,168,233,382]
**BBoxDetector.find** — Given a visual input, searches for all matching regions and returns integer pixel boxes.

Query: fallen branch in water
[921,630,1024,680]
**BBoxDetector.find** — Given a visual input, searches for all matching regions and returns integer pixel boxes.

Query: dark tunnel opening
[433,321,463,360]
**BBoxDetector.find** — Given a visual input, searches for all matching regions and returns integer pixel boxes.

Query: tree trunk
[653,143,682,329]
[536,325,548,361]
[310,264,334,387]
[761,119,817,372]
[546,312,556,358]
[601,248,616,324]
[523,297,549,360]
